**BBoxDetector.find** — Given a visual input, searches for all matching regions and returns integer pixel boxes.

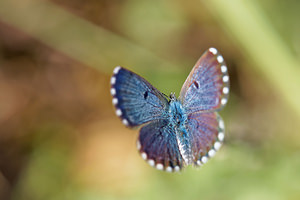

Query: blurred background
[0,0,300,199]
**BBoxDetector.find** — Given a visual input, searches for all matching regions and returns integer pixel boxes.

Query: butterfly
[110,48,229,172]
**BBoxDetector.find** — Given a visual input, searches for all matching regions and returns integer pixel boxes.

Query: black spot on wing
[143,91,148,99]
[193,81,199,89]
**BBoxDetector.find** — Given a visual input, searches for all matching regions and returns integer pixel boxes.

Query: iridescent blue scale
[110,48,229,172]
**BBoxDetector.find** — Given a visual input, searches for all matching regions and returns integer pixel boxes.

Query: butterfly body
[110,48,229,172]
[167,97,193,165]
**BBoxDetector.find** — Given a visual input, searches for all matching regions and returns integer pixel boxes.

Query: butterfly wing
[110,66,168,127]
[179,48,229,114]
[187,112,225,165]
[137,120,184,172]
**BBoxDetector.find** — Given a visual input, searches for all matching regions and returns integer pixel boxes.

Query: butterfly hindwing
[187,112,225,165]
[179,48,229,114]
[111,67,168,127]
[137,120,184,172]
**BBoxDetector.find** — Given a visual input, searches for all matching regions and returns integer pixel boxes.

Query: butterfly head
[169,92,177,101]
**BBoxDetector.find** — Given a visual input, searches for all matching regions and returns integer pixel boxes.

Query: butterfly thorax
[168,99,187,129]
[168,97,192,165]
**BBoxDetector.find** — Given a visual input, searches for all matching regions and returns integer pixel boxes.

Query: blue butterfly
[110,48,229,172]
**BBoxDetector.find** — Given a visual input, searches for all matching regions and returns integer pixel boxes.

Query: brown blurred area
[0,20,112,199]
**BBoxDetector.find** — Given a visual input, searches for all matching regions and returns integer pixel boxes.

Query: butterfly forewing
[111,67,168,127]
[179,48,229,114]
[187,112,225,165]
[137,120,184,172]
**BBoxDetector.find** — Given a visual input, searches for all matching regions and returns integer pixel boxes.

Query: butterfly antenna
[162,92,169,99]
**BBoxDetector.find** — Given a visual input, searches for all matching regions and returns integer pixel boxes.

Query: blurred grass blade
[0,0,182,80]
[203,0,300,119]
